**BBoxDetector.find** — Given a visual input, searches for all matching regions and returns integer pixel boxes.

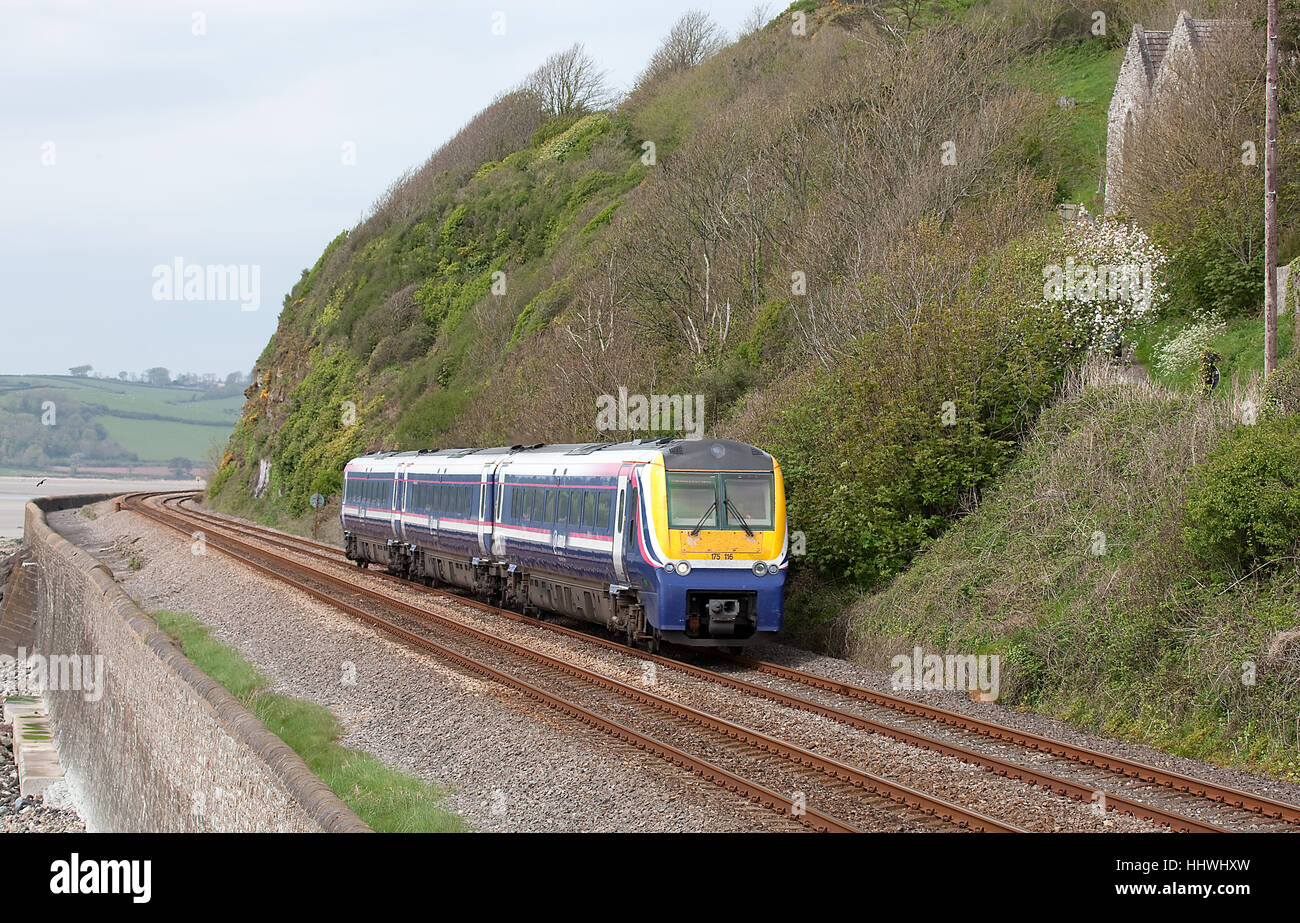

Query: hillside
[0,375,240,474]
[212,0,1110,514]
[211,1,1300,776]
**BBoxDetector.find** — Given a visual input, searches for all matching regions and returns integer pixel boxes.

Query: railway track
[122,492,1022,833]
[127,492,1300,832]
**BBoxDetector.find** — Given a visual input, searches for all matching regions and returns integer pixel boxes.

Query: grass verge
[153,609,466,832]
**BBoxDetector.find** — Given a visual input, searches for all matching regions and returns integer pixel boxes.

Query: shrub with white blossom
[1040,218,1170,349]
[1153,320,1225,377]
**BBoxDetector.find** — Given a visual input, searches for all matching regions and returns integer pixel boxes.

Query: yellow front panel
[646,457,787,560]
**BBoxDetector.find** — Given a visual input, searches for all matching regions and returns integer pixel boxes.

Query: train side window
[569,489,582,523]
[597,493,611,532]
[462,485,472,518]
[557,490,568,523]
[521,488,532,522]
[582,491,595,528]
[616,490,625,530]
[543,489,555,523]
[510,486,519,519]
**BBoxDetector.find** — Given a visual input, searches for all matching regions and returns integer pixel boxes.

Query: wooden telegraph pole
[1265,0,1279,376]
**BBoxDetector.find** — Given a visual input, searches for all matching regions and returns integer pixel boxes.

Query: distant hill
[0,374,241,474]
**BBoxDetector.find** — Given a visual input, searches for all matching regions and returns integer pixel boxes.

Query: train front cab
[632,440,786,647]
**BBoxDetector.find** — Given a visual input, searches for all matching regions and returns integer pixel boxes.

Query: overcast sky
[0,0,766,378]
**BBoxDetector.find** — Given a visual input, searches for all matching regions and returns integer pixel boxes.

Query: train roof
[345,438,773,472]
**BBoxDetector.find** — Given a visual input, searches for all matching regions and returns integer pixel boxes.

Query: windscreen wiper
[689,501,717,536]
[724,498,755,537]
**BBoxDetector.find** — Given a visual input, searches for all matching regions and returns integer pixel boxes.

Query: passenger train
[340,438,787,651]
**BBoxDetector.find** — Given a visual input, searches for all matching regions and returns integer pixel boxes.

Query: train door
[490,465,507,558]
[393,469,405,541]
[612,463,636,583]
[477,464,493,557]
[551,468,567,559]
[430,468,443,542]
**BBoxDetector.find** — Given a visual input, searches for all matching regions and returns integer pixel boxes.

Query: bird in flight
[35,478,47,487]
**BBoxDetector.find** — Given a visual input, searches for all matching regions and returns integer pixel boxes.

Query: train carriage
[341,438,786,651]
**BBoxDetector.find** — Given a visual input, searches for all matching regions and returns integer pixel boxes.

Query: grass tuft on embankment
[154,610,465,832]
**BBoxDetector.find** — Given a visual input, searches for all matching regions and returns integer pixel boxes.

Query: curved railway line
[119,491,1300,833]
[122,492,1013,833]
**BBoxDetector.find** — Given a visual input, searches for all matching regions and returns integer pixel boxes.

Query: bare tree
[739,3,772,38]
[529,43,611,117]
[638,10,727,88]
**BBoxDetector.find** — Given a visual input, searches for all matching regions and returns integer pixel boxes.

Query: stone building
[1104,10,1244,214]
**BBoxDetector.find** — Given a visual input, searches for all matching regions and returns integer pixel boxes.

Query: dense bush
[1184,415,1300,572]
[769,234,1082,588]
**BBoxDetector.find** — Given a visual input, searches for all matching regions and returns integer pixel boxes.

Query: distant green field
[96,415,230,462]
[0,374,240,465]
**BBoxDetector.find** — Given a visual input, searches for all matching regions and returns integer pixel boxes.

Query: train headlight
[767,563,780,576]
[675,561,691,576]
[752,561,767,577]
[664,562,675,573]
